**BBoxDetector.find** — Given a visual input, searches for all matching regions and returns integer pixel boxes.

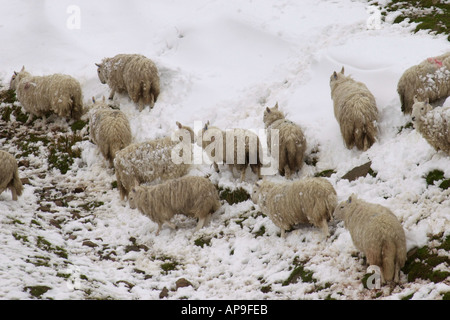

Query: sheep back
[412,100,450,154]
[330,69,378,151]
[253,177,337,236]
[0,150,23,201]
[89,100,132,167]
[97,54,160,110]
[128,176,221,234]
[398,52,450,114]
[114,137,190,200]
[199,125,263,181]
[263,104,306,178]
[10,69,83,120]
[334,195,407,283]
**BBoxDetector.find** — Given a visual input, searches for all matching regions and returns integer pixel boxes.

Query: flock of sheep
[1,51,449,287]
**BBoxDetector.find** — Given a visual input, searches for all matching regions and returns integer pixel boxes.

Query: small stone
[175,278,192,290]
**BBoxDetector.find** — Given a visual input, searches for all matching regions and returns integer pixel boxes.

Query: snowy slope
[0,0,449,300]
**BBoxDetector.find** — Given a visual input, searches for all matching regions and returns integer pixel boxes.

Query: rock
[341,161,374,182]
[159,287,169,299]
[82,240,98,248]
[175,278,193,290]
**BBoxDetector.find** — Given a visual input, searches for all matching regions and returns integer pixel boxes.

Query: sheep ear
[92,96,96,103]
[95,63,102,68]
[266,107,271,113]
[20,66,25,72]
[425,98,429,105]
[340,66,345,74]
[274,102,279,109]
[333,71,338,80]
[176,121,182,129]
[14,71,18,76]
[413,95,419,103]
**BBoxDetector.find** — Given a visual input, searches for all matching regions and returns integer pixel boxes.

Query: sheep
[114,122,194,201]
[197,122,262,181]
[329,67,378,151]
[397,52,450,114]
[263,103,307,178]
[411,97,450,154]
[251,177,337,238]
[88,97,132,167]
[128,176,221,235]
[0,150,24,201]
[9,66,83,120]
[95,54,160,111]
[333,194,407,284]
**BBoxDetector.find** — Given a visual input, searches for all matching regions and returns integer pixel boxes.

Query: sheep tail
[11,168,24,198]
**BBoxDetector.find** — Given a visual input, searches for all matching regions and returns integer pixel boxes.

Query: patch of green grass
[402,245,450,283]
[194,236,212,248]
[36,236,68,259]
[48,134,83,174]
[375,0,450,40]
[0,88,17,104]
[71,120,88,132]
[282,256,316,286]
[217,186,250,205]
[25,285,51,298]
[424,169,450,190]
[314,169,336,178]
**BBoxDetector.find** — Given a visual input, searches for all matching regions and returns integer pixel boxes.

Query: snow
[0,0,449,300]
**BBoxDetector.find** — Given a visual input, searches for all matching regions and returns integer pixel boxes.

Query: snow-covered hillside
[0,0,449,300]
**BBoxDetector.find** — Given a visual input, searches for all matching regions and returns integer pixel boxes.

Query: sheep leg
[138,99,144,112]
[10,188,18,201]
[280,229,286,238]
[166,221,177,230]
[108,90,115,100]
[318,219,330,238]
[284,165,292,179]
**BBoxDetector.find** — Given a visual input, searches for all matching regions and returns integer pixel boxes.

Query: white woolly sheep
[263,103,307,178]
[128,176,221,235]
[0,150,24,201]
[88,97,132,167]
[114,122,194,201]
[398,52,450,114]
[329,67,378,151]
[197,122,262,181]
[9,66,83,120]
[96,54,160,111]
[333,194,407,284]
[252,177,337,238]
[411,97,450,154]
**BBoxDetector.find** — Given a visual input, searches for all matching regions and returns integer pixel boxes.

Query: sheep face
[251,183,260,204]
[95,62,107,84]
[411,99,432,124]
[128,187,139,209]
[333,194,356,220]
[9,67,28,90]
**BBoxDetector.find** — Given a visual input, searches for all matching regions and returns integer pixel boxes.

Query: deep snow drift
[0,0,449,300]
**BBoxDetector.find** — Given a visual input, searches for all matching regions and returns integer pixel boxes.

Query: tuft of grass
[282,256,316,286]
[402,245,450,283]
[217,186,250,205]
[375,0,450,40]
[48,134,82,174]
[25,285,51,298]
[0,88,17,104]
[424,169,450,190]
[194,236,212,248]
